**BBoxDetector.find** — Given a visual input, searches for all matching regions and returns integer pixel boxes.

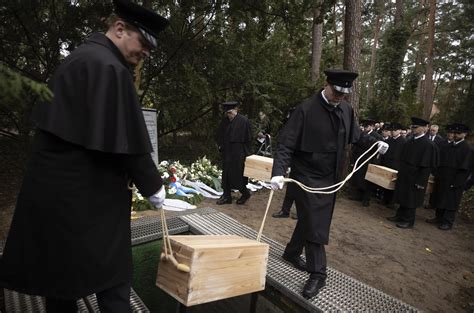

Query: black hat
[360,118,376,127]
[324,69,359,94]
[451,123,470,133]
[113,0,169,48]
[222,101,239,112]
[381,122,391,131]
[445,124,455,132]
[390,122,403,131]
[410,117,430,127]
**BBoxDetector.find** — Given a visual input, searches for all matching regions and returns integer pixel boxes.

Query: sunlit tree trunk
[311,1,323,83]
[343,0,362,114]
[422,0,436,119]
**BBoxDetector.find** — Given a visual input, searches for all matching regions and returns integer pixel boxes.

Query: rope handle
[160,208,191,272]
[256,141,383,241]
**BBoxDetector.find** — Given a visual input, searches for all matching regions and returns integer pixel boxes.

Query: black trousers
[396,206,416,223]
[281,189,295,214]
[435,207,457,225]
[46,281,132,313]
[284,221,327,279]
[222,176,249,198]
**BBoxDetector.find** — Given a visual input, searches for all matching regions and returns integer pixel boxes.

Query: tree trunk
[343,0,362,114]
[311,2,323,83]
[422,0,436,119]
[366,12,381,107]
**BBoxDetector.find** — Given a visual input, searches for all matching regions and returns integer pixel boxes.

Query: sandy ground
[191,187,474,313]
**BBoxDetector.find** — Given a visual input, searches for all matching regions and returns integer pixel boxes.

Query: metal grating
[4,288,148,312]
[130,207,217,245]
[181,212,419,313]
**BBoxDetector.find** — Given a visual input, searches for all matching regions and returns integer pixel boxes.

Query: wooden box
[244,154,273,181]
[365,164,398,190]
[365,164,435,193]
[156,235,269,306]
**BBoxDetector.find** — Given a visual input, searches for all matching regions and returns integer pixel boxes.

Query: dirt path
[196,187,474,313]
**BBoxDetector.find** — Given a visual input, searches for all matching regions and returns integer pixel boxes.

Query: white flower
[168,187,177,194]
[162,172,170,179]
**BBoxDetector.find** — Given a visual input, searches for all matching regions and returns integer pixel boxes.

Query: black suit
[272,91,374,279]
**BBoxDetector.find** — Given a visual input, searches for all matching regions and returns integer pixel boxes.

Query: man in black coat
[427,124,445,144]
[350,119,383,206]
[216,101,253,205]
[388,117,439,229]
[270,69,388,299]
[380,122,406,207]
[427,123,472,230]
[0,1,168,312]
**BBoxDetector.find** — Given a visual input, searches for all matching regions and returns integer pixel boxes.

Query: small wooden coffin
[156,235,269,306]
[244,155,273,181]
[365,164,398,190]
[365,165,435,193]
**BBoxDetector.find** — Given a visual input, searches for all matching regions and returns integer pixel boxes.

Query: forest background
[0,0,472,190]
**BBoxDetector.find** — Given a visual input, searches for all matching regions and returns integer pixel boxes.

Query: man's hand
[148,186,166,209]
[270,176,284,190]
[377,141,389,155]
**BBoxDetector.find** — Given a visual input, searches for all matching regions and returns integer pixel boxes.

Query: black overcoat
[380,136,406,170]
[351,130,382,189]
[272,92,372,244]
[433,140,472,209]
[394,136,439,208]
[0,33,162,299]
[217,113,252,190]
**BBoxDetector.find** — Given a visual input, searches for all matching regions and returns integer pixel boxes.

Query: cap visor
[333,85,352,94]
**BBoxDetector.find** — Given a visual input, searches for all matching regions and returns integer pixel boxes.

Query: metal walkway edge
[4,288,148,313]
[180,210,419,313]
[1,210,197,313]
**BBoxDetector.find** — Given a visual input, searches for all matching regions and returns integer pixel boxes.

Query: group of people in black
[351,117,472,230]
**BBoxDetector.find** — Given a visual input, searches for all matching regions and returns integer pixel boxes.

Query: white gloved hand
[377,141,389,155]
[147,186,166,209]
[270,176,284,190]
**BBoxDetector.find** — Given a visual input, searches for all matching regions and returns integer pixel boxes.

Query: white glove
[270,176,284,190]
[147,186,166,209]
[377,141,389,155]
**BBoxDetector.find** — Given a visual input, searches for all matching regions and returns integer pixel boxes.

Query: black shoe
[302,277,326,299]
[362,200,370,207]
[272,210,289,218]
[282,253,307,271]
[386,215,402,222]
[396,221,414,229]
[216,197,232,205]
[236,193,250,205]
[425,217,441,224]
[438,223,452,230]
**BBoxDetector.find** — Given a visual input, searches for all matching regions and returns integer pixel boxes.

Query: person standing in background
[216,101,253,205]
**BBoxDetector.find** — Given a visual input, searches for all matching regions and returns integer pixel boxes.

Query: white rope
[256,141,383,241]
[282,140,382,194]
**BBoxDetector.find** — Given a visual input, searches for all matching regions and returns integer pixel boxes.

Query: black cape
[433,140,472,209]
[0,33,162,299]
[217,113,252,190]
[32,33,152,154]
[394,135,439,208]
[272,92,372,244]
